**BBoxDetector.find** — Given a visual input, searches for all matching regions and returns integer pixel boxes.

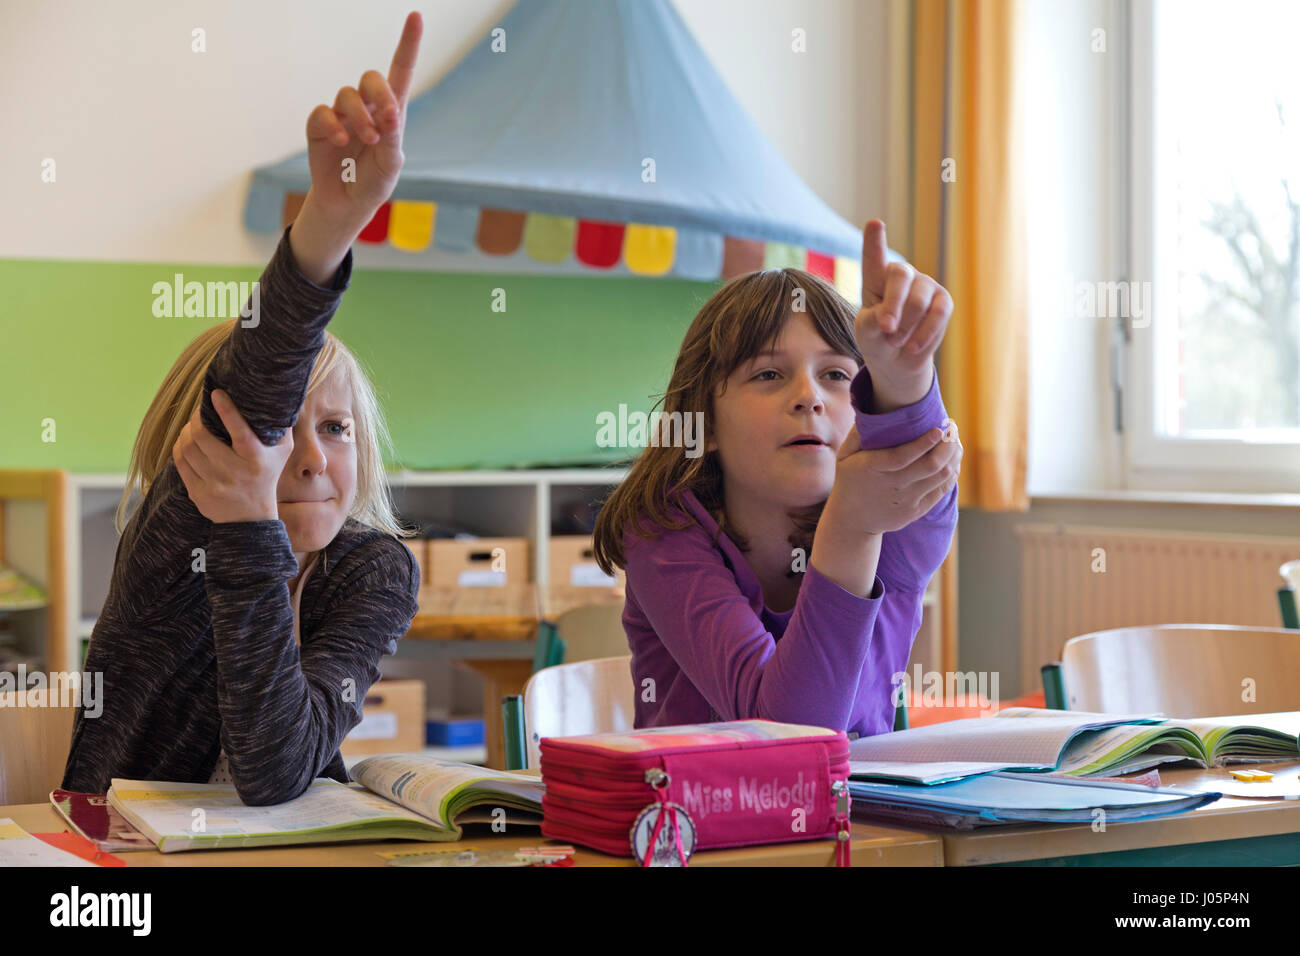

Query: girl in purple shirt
[592,221,961,738]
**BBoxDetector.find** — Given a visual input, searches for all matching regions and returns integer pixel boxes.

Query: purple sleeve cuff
[803,560,885,603]
[851,366,948,451]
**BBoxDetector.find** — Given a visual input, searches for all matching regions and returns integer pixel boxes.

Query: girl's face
[707,312,858,510]
[275,365,358,555]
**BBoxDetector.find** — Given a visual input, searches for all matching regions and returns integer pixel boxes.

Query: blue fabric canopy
[246,0,878,278]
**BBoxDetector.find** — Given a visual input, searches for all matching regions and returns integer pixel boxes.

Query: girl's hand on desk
[302,11,423,232]
[173,391,293,524]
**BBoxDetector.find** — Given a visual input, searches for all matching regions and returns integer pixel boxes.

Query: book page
[1054,724,1200,774]
[849,712,1163,766]
[994,707,1165,722]
[350,754,544,829]
[0,819,97,866]
[849,761,1025,784]
[1161,712,1300,738]
[108,778,434,842]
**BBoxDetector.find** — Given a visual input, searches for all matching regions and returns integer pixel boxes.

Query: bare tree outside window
[1182,98,1300,434]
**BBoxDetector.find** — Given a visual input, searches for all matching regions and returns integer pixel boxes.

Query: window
[1126,0,1300,490]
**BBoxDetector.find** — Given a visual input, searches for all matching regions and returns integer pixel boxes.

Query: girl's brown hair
[592,268,862,576]
[116,319,410,543]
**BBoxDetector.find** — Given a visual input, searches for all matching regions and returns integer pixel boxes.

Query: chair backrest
[552,602,627,663]
[0,691,78,804]
[1061,624,1300,716]
[522,655,636,770]
[1280,560,1300,592]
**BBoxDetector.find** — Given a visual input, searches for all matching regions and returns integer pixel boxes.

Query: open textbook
[849,708,1300,781]
[105,755,544,853]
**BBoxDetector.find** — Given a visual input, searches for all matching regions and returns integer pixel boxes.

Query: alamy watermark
[0,666,102,717]
[152,274,260,327]
[1060,275,1151,328]
[595,406,705,458]
[891,664,1000,716]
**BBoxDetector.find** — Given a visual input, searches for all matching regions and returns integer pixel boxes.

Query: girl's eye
[753,369,779,381]
[324,420,354,442]
[826,369,852,381]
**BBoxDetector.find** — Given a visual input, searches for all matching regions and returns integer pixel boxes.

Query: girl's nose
[791,373,825,413]
[294,431,328,476]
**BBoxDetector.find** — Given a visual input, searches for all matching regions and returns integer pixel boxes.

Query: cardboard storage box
[427,537,530,587]
[549,535,623,587]
[340,679,426,756]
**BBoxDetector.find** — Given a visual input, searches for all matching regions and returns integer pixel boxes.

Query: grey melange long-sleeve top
[61,223,420,806]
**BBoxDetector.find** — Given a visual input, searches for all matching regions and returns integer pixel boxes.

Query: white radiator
[1015,523,1300,691]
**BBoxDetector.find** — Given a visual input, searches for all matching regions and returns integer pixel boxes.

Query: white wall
[0,0,888,265]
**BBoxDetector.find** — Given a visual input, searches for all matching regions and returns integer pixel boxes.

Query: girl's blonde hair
[591,268,862,576]
[116,319,410,542]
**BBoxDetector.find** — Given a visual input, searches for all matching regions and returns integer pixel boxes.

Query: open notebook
[849,708,1300,783]
[105,755,543,853]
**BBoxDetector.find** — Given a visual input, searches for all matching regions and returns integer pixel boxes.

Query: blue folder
[848,771,1221,830]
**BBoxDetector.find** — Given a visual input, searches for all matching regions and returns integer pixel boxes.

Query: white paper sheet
[0,818,97,866]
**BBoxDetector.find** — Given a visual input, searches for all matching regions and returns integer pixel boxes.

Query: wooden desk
[919,760,1300,866]
[0,803,941,867]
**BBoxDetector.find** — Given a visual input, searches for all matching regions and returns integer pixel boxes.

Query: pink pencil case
[539,719,851,864]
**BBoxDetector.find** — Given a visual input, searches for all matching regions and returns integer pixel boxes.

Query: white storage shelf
[65,468,628,669]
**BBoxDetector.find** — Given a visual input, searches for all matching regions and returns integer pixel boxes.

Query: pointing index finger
[388,11,423,109]
[861,220,889,300]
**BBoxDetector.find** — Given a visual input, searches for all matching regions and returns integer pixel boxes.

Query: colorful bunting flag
[575,220,625,268]
[624,224,676,275]
[523,213,576,263]
[388,201,436,251]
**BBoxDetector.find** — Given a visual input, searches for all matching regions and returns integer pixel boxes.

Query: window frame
[1123,0,1300,492]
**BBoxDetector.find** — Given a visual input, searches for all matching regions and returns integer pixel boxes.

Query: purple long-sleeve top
[621,365,957,738]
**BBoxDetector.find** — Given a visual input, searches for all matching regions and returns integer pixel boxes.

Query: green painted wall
[0,256,720,472]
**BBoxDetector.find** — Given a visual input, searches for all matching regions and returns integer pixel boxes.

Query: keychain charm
[631,801,696,866]
[631,767,697,866]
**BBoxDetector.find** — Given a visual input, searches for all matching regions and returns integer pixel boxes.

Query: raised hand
[854,220,953,411]
[303,11,423,229]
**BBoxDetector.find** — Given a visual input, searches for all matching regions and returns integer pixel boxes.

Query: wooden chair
[503,602,629,769]
[553,602,628,663]
[1277,560,1300,629]
[503,655,636,770]
[0,690,79,804]
[525,602,627,676]
[1041,624,1300,716]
